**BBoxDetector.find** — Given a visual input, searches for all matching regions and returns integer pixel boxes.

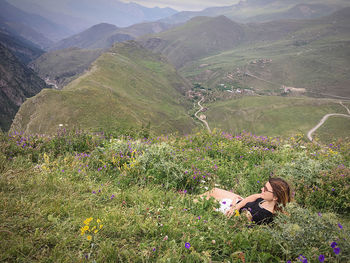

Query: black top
[238,198,274,225]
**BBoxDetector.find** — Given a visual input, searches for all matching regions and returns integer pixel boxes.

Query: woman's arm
[226,193,262,217]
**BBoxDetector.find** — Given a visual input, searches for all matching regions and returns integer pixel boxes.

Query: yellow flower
[94,230,98,234]
[234,210,240,217]
[84,217,93,225]
[87,235,92,241]
[92,226,96,230]
[99,224,103,229]
[97,219,101,223]
[83,225,89,231]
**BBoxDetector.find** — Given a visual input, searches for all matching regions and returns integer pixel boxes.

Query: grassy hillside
[179,8,350,98]
[140,16,245,68]
[160,0,350,25]
[10,41,196,135]
[203,96,349,139]
[1,129,349,262]
[30,47,103,88]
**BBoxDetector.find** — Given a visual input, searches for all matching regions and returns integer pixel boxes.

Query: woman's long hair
[269,177,291,213]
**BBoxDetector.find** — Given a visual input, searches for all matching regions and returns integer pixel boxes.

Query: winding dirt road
[194,97,211,133]
[307,102,350,141]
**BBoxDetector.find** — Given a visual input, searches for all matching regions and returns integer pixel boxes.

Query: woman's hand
[225,206,236,218]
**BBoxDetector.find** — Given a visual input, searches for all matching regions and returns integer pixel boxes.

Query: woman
[198,177,291,225]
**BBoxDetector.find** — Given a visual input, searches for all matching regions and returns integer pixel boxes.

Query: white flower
[58,124,63,127]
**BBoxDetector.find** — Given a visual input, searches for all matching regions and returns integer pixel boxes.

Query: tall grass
[1,129,349,262]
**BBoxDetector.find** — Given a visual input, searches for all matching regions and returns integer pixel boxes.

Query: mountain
[11,41,196,135]
[30,47,103,89]
[159,0,349,25]
[140,16,245,68]
[176,8,350,98]
[50,21,173,51]
[0,1,73,47]
[49,23,122,50]
[0,28,44,64]
[8,0,178,31]
[0,43,48,131]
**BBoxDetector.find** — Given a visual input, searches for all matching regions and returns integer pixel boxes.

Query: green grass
[31,48,104,88]
[204,96,347,138]
[11,42,196,136]
[314,115,350,143]
[1,129,349,262]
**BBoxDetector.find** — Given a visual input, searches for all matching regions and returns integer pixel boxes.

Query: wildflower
[318,212,322,217]
[234,210,240,217]
[97,219,101,223]
[111,194,115,199]
[318,254,325,262]
[185,242,191,249]
[99,224,103,229]
[333,247,340,255]
[163,235,168,241]
[153,248,156,251]
[197,216,201,220]
[331,242,337,248]
[212,240,216,244]
[84,217,93,225]
[338,223,343,229]
[62,169,64,172]
[87,235,92,241]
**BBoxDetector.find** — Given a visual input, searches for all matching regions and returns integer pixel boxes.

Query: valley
[1,0,349,143]
[2,1,350,262]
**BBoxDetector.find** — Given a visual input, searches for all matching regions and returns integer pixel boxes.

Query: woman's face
[261,182,275,200]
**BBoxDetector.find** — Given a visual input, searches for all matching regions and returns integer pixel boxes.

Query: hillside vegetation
[10,41,196,135]
[176,8,350,98]
[1,129,349,262]
[160,0,350,25]
[30,47,104,88]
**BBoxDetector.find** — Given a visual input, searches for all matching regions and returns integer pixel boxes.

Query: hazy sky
[120,0,242,11]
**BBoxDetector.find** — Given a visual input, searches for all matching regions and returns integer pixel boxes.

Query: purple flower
[152,248,156,251]
[197,216,201,220]
[111,194,115,199]
[331,242,337,248]
[333,247,340,255]
[318,254,325,262]
[338,223,343,229]
[287,261,291,263]
[318,212,322,217]
[92,191,96,194]
[332,188,335,191]
[62,169,65,172]
[185,242,191,249]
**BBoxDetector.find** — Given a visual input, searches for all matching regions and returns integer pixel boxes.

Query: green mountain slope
[11,41,196,135]
[50,22,172,51]
[160,0,349,25]
[204,96,349,139]
[141,16,245,68]
[30,47,104,89]
[176,8,350,98]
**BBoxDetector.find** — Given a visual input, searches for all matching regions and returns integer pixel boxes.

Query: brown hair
[269,177,291,213]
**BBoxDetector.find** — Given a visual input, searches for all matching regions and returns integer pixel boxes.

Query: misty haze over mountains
[1,0,350,137]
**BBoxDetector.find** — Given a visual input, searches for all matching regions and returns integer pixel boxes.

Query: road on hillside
[194,97,211,133]
[307,103,350,141]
